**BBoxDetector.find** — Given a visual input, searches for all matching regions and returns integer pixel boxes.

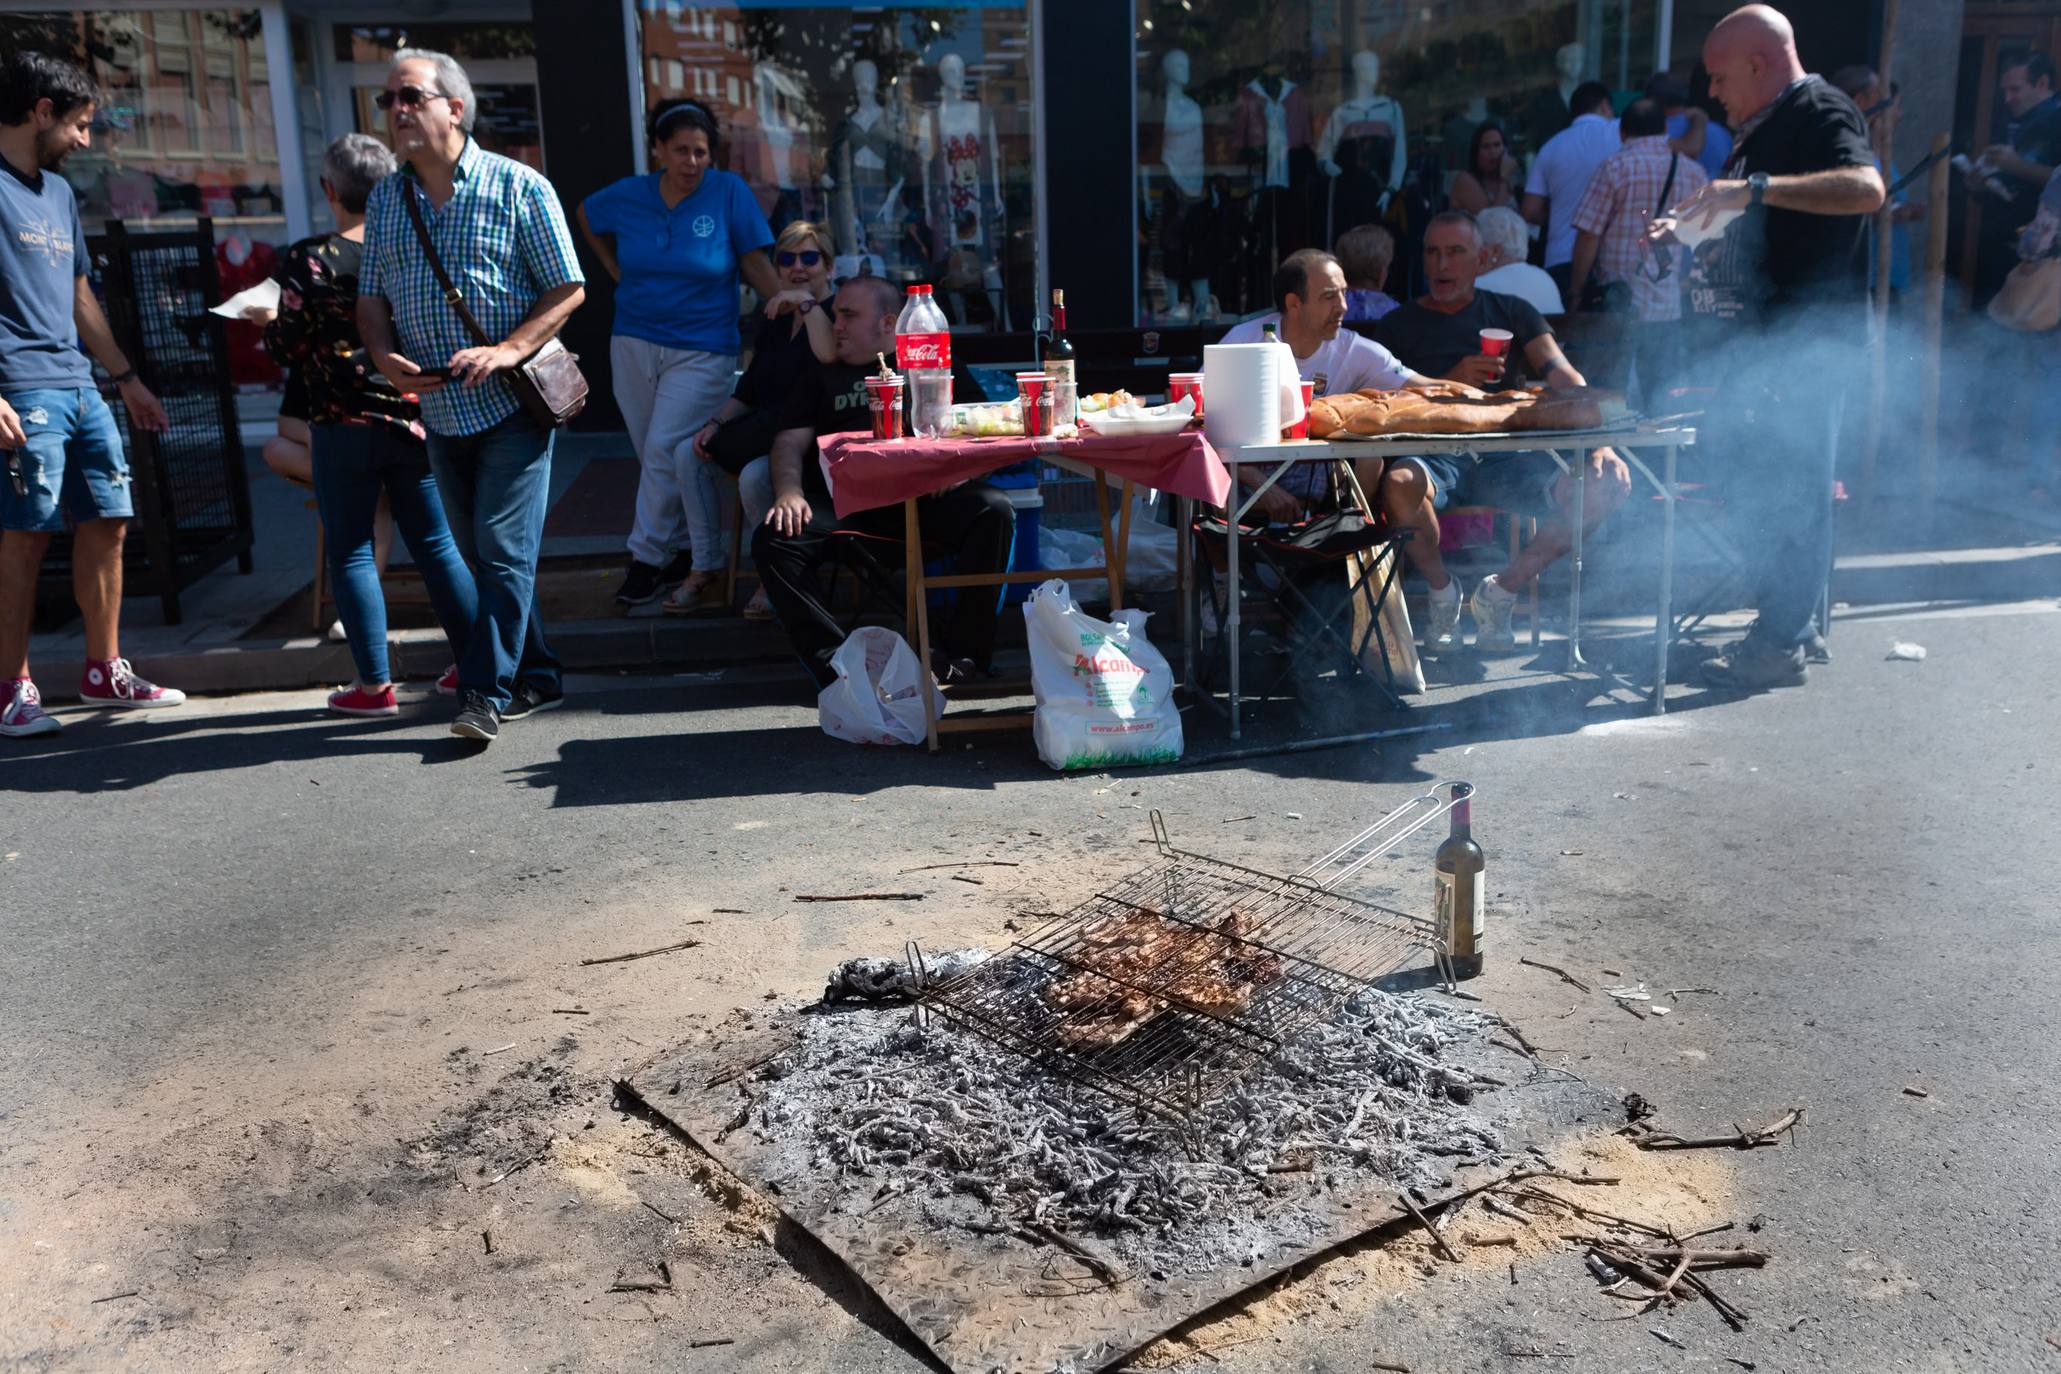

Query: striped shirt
[1571,135,1709,323]
[359,139,584,436]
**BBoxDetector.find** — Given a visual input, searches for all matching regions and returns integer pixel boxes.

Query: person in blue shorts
[0,50,182,738]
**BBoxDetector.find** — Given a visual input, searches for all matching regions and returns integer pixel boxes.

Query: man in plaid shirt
[357,48,585,745]
[1568,99,1710,413]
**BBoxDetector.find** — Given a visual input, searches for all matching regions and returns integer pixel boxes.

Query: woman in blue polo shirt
[580,100,780,613]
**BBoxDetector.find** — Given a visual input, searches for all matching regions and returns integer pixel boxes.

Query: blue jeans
[0,387,132,531]
[1711,329,1843,651]
[425,413,562,712]
[310,423,478,686]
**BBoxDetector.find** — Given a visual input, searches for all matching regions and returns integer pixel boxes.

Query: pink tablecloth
[818,428,1231,518]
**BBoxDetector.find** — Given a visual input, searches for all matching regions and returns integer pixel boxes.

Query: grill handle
[1293,782,1472,892]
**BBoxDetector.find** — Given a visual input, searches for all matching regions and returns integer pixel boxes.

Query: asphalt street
[1,530,2057,1373]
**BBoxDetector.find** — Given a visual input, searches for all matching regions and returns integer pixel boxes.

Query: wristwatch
[109,367,137,384]
[798,297,816,315]
[1747,172,1770,207]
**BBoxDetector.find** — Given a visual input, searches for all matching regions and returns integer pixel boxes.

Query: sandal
[662,574,727,616]
[741,585,773,621]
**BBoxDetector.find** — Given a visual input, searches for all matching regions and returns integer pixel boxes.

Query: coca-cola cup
[1168,372,1205,419]
[1016,372,1052,438]
[1284,380,1315,441]
[1477,328,1514,360]
[864,375,905,441]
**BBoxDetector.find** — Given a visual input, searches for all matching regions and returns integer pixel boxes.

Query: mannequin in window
[748,62,812,235]
[1312,50,1406,248]
[823,58,903,274]
[1140,49,1217,321]
[916,51,1005,326]
[1523,42,1588,160]
[1234,60,1315,307]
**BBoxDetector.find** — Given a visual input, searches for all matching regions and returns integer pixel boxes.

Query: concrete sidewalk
[26,436,793,699]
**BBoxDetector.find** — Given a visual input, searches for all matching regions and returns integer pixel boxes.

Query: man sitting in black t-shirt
[1370,210,1632,653]
[750,275,1014,689]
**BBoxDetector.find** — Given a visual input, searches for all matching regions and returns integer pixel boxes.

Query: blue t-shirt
[582,169,772,355]
[0,161,93,389]
[1668,112,1734,180]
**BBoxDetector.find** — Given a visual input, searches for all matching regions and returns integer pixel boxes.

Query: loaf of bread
[1305,385,1628,440]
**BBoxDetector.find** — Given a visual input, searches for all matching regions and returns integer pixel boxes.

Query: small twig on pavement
[1651,1328,1687,1350]
[689,1338,736,1349]
[1612,996,1648,1021]
[1520,957,1593,993]
[480,1151,548,1188]
[481,1230,494,1255]
[951,874,984,885]
[1902,1086,1930,1099]
[551,1008,590,1015]
[641,1198,682,1224]
[898,861,1022,873]
[1667,987,1721,998]
[481,1043,517,1056]
[793,893,925,903]
[580,939,703,967]
[1635,1107,1804,1151]
[1399,1192,1461,1262]
[89,1291,139,1304]
[1017,1222,1125,1285]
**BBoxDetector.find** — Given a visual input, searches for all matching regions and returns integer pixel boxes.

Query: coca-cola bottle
[895,284,953,439]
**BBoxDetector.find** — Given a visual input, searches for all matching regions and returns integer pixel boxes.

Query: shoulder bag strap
[1655,152,1680,219]
[401,182,494,349]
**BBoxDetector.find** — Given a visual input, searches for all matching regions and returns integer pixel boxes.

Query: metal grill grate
[918,797,1459,1121]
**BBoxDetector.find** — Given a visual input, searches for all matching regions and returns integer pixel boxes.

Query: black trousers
[751,482,1016,688]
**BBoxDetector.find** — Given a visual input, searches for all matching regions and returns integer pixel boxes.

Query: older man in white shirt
[1523,81,1621,298]
[1472,206,1565,315]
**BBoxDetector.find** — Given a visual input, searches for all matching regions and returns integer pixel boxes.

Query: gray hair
[322,133,396,214]
[1477,206,1530,264]
[391,47,476,133]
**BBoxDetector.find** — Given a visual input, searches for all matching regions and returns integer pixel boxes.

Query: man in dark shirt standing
[1667,4,1884,690]
[752,276,1013,689]
[1971,53,2061,305]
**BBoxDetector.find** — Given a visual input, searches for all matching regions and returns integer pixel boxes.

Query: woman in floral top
[263,135,478,718]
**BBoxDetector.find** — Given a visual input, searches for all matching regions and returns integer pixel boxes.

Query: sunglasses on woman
[776,250,825,268]
[375,85,447,112]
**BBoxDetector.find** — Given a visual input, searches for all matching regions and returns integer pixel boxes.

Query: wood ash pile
[715,973,1511,1279]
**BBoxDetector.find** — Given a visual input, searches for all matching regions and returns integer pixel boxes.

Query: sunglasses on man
[776,249,825,268]
[374,85,448,112]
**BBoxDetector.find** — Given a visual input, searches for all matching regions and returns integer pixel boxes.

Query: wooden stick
[898,861,1022,873]
[580,939,703,967]
[1519,956,1592,993]
[89,1291,139,1304]
[792,893,925,903]
[1635,1107,1803,1151]
[689,1338,736,1349]
[1399,1192,1461,1262]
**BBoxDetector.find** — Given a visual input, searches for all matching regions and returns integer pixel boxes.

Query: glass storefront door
[631,0,1041,332]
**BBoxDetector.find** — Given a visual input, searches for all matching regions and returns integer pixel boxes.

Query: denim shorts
[1,387,134,532]
[1404,451,1563,519]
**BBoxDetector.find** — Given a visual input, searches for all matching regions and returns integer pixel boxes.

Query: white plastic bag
[1024,579,1183,770]
[817,626,943,746]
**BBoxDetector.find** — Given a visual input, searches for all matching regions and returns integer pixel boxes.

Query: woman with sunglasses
[578,100,782,614]
[690,220,837,619]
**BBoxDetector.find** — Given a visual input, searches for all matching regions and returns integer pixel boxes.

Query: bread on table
[1304,385,1628,440]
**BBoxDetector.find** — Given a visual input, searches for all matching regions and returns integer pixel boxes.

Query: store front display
[634,2,1037,331]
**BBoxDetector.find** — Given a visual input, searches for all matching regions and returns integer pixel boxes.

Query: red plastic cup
[864,375,905,441]
[1016,372,1052,437]
[1169,372,1205,419]
[1478,328,1514,359]
[1283,379,1315,441]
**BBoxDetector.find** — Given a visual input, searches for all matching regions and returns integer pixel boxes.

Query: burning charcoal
[821,948,993,1004]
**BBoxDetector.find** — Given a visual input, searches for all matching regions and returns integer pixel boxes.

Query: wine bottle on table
[1044,288,1077,426]
[1434,782,1485,979]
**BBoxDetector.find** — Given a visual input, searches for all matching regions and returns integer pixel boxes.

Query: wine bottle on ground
[1434,782,1485,979]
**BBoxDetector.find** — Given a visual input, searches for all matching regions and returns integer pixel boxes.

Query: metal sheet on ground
[628,1019,1610,1374]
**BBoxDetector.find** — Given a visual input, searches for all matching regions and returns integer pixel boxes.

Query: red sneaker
[435,664,459,698]
[1,678,62,737]
[79,658,186,709]
[327,682,398,717]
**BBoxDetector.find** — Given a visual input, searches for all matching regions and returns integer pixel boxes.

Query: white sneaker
[1471,575,1519,650]
[1,678,62,737]
[1423,580,1461,653]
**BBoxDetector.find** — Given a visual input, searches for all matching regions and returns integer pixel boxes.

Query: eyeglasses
[776,250,825,268]
[374,85,447,112]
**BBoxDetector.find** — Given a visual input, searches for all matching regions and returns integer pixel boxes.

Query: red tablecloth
[818,428,1231,518]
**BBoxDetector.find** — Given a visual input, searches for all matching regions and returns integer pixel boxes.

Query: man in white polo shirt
[1220,247,1432,520]
[1523,81,1621,301]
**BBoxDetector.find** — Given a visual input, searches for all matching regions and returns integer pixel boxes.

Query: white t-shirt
[1524,112,1621,267]
[1474,262,1566,316]
[1219,316,1414,396]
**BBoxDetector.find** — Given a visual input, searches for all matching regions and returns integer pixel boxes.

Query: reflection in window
[635,2,1037,331]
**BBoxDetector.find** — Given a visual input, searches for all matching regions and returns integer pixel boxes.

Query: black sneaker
[1700,640,1808,691]
[502,680,564,720]
[451,690,501,741]
[614,561,665,606]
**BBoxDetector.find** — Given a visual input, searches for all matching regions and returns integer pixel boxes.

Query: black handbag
[401,186,588,428]
[1580,152,1680,316]
[702,407,781,476]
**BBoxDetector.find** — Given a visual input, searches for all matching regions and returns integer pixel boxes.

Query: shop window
[1132,0,1675,324]
[632,0,1040,332]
